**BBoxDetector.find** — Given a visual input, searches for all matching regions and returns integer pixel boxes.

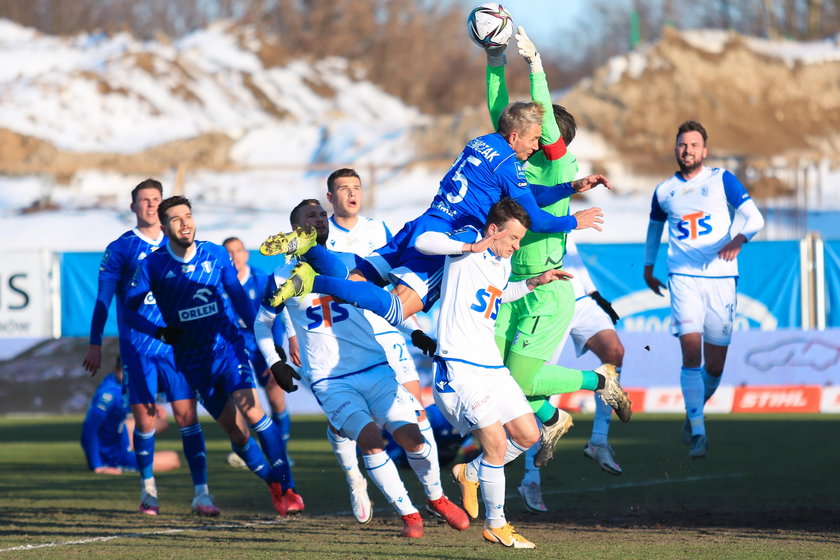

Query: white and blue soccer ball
[467,3,513,49]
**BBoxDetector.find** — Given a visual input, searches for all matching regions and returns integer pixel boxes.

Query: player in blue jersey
[222,237,293,467]
[126,196,303,517]
[261,102,612,325]
[81,179,217,517]
[82,355,181,475]
[644,121,764,459]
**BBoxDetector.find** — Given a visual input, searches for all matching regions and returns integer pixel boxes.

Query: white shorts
[668,275,737,346]
[432,358,533,437]
[549,295,616,362]
[375,330,420,385]
[309,364,421,441]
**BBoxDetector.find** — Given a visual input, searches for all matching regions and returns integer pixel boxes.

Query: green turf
[1,413,838,559]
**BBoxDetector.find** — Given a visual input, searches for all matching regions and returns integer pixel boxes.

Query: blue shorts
[177,342,255,419]
[123,351,194,406]
[356,213,449,312]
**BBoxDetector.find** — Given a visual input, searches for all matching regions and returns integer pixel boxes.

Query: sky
[457,0,587,46]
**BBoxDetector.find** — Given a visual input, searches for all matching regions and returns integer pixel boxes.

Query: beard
[316,230,329,245]
[170,232,193,249]
[678,159,702,176]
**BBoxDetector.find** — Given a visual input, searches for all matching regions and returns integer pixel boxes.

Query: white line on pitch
[0,520,282,553]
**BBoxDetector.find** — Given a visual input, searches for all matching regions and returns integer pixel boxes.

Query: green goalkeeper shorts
[495,278,575,362]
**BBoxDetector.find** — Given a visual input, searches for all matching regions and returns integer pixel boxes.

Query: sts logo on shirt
[306,296,350,329]
[471,286,503,320]
[676,211,712,240]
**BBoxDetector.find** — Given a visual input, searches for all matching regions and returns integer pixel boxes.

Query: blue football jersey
[128,241,255,358]
[90,229,170,358]
[224,265,270,359]
[427,132,530,230]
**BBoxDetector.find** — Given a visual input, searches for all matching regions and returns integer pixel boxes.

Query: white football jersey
[436,228,510,368]
[326,215,391,258]
[267,262,389,387]
[563,237,595,300]
[650,166,752,278]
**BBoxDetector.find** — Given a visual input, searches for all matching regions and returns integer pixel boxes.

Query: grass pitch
[1,413,838,559]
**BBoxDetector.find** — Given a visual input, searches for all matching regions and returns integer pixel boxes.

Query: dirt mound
[563,27,840,178]
[0,128,234,177]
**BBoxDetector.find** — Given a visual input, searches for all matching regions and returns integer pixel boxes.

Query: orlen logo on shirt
[179,301,218,322]
[179,288,217,322]
[676,211,712,240]
[471,286,502,320]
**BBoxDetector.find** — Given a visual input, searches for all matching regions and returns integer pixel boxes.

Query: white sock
[194,484,209,497]
[363,451,417,516]
[681,367,706,436]
[702,367,722,402]
[478,460,506,528]
[417,418,441,474]
[466,455,481,482]
[591,366,620,446]
[521,442,541,486]
[503,436,528,464]
[405,442,443,501]
[142,477,157,494]
[326,426,362,482]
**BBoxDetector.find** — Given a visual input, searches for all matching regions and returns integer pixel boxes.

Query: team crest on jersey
[138,251,147,260]
[701,185,709,197]
[201,261,213,273]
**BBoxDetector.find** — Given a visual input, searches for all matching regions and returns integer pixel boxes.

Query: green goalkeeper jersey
[486,65,579,279]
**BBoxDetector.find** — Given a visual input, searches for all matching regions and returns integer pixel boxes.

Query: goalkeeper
[479,28,631,482]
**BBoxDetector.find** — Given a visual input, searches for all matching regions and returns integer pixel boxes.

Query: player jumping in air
[254,199,469,538]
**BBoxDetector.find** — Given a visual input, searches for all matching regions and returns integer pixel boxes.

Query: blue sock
[701,367,722,402]
[232,438,270,481]
[305,245,349,278]
[179,424,208,486]
[272,410,290,443]
[133,429,156,480]
[312,276,404,326]
[252,415,295,489]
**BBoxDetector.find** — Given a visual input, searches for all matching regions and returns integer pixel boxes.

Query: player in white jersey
[419,198,571,549]
[254,199,469,539]
[322,168,440,523]
[644,121,764,459]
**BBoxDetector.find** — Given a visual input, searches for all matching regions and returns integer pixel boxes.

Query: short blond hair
[498,101,544,138]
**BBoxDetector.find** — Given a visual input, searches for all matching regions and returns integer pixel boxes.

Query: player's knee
[393,424,425,453]
[356,423,386,453]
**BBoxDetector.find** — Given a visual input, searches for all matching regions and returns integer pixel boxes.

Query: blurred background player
[478,26,628,479]
[255,198,468,537]
[81,355,181,476]
[421,198,571,549]
[222,237,294,468]
[81,178,216,516]
[322,168,441,522]
[126,195,302,517]
[644,121,764,459]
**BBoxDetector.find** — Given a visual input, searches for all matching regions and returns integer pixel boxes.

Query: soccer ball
[467,3,513,49]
